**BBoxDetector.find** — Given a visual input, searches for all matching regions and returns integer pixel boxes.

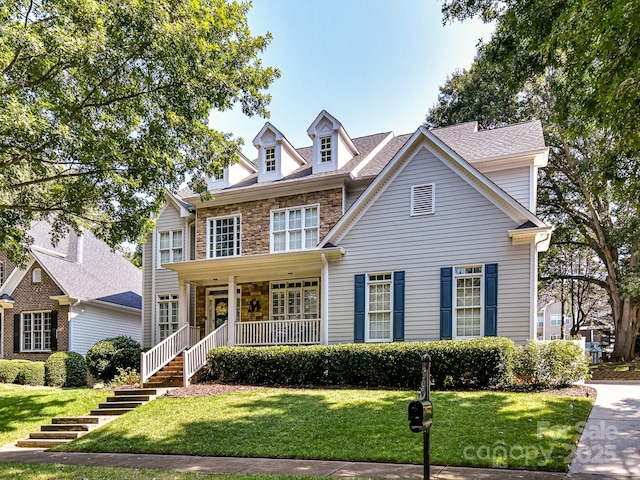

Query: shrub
[45,351,87,387]
[16,361,45,385]
[513,340,589,388]
[86,336,141,382]
[205,337,516,390]
[108,367,141,387]
[0,360,30,383]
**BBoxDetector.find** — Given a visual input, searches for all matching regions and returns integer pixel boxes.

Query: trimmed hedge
[86,336,141,382]
[205,337,517,390]
[0,360,30,383]
[15,361,45,385]
[45,351,88,387]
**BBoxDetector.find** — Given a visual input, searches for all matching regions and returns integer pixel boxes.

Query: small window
[537,316,544,328]
[454,265,482,338]
[550,314,562,326]
[265,147,276,172]
[320,136,332,163]
[32,268,42,284]
[158,229,183,267]
[366,273,392,342]
[157,295,179,341]
[411,184,434,216]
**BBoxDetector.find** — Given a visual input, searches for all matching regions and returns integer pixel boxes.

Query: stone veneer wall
[195,188,343,259]
[2,262,69,361]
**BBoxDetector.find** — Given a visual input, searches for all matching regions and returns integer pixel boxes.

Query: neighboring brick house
[0,221,142,361]
[141,111,553,384]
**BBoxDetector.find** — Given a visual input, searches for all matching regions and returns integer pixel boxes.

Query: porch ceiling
[162,246,345,286]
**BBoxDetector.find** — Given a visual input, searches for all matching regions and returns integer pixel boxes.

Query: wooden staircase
[143,353,184,388]
[16,388,161,449]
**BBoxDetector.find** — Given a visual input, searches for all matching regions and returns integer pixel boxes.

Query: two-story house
[141,111,552,386]
[0,221,142,361]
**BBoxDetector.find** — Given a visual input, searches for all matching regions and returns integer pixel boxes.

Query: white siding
[328,145,533,345]
[70,303,141,356]
[483,166,532,211]
[345,184,368,211]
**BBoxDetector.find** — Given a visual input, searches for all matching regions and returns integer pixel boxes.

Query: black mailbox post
[408,353,433,480]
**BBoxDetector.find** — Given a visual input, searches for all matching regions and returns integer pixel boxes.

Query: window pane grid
[366,274,392,341]
[271,280,319,320]
[22,312,51,352]
[271,206,319,252]
[209,216,241,258]
[454,265,482,338]
[158,295,179,341]
[158,230,183,265]
[320,136,331,163]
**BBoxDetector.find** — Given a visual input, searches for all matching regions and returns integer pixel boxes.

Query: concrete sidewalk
[0,448,617,479]
[569,382,640,478]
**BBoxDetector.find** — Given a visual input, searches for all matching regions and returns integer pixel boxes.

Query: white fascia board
[470,147,550,172]
[30,245,67,259]
[85,298,142,314]
[508,226,553,252]
[165,190,194,218]
[0,257,35,296]
[321,126,549,247]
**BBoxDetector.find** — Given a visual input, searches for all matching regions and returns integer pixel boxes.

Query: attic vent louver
[411,183,435,216]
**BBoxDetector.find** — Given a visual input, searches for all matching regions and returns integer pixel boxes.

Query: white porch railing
[183,322,228,387]
[235,319,321,346]
[141,324,191,384]
[189,326,200,347]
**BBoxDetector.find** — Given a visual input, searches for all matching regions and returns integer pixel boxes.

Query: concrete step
[41,424,91,432]
[90,407,135,416]
[98,401,143,409]
[114,388,158,396]
[107,394,150,402]
[30,431,82,440]
[52,416,101,425]
[16,438,70,448]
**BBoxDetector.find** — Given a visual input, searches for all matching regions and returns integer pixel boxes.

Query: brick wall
[2,262,69,361]
[0,251,17,286]
[195,189,343,259]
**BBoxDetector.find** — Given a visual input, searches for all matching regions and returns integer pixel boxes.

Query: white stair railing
[183,322,228,387]
[141,324,191,384]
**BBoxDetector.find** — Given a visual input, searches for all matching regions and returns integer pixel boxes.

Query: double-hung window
[550,314,562,326]
[367,273,392,342]
[208,215,241,258]
[320,136,332,163]
[265,146,276,172]
[158,229,183,267]
[454,266,483,338]
[271,205,319,252]
[22,311,51,351]
[157,295,179,341]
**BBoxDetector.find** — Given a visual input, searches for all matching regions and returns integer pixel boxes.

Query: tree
[426,51,640,360]
[1,0,279,265]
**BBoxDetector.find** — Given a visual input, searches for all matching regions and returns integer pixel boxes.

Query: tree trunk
[611,296,640,361]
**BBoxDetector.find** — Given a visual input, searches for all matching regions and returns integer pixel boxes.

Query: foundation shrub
[15,361,46,385]
[205,337,516,389]
[86,336,141,382]
[0,360,30,383]
[513,339,589,388]
[45,351,87,387]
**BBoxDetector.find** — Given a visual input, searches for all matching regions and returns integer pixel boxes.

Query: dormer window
[320,137,332,163]
[265,147,276,172]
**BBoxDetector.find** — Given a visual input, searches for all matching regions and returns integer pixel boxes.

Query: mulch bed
[165,383,597,399]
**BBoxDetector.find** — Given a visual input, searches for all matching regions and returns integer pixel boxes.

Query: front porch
[142,247,344,387]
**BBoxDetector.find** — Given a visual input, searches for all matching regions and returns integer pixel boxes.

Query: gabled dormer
[307,110,360,174]
[206,153,257,190]
[253,122,306,182]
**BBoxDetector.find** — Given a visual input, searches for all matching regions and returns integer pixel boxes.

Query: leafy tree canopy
[0,0,279,265]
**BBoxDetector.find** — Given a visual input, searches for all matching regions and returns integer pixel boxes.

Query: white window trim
[157,229,184,269]
[452,265,484,339]
[365,272,393,343]
[21,310,52,352]
[157,294,179,342]
[410,183,435,216]
[270,204,320,253]
[320,136,332,163]
[32,268,42,283]
[206,214,242,259]
[269,278,320,321]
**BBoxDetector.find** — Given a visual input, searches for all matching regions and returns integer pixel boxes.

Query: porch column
[178,279,188,327]
[227,275,236,346]
[321,254,329,345]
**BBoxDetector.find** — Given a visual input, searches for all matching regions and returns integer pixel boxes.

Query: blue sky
[210,0,494,157]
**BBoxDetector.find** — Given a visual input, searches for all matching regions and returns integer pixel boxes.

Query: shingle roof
[175,120,546,201]
[28,222,142,309]
[431,121,546,162]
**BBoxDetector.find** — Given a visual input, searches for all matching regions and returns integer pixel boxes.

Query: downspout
[534,232,552,340]
[321,253,329,345]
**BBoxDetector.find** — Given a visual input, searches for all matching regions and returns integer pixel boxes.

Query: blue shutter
[440,267,453,340]
[393,271,405,342]
[484,263,498,336]
[354,274,365,342]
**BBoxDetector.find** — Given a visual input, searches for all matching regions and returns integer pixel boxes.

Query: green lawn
[0,463,317,480]
[58,388,593,471]
[0,384,108,446]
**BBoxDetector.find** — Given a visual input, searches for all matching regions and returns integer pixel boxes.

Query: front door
[206,289,241,335]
